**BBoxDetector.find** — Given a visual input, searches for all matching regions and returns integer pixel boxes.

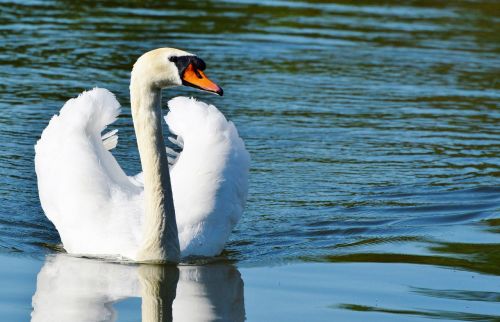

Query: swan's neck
[130,76,180,263]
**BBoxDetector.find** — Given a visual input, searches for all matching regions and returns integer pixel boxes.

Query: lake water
[0,0,499,321]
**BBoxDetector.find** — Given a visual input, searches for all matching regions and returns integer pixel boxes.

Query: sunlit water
[0,0,498,321]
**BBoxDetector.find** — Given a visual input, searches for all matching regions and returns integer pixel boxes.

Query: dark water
[0,0,499,321]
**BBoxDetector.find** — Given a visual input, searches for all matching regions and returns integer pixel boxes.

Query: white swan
[34,48,250,262]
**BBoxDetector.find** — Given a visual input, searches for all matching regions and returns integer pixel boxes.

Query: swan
[34,48,250,263]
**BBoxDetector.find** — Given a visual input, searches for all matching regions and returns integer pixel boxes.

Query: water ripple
[0,1,497,274]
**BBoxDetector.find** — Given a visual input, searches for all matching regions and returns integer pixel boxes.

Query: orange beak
[181,63,223,96]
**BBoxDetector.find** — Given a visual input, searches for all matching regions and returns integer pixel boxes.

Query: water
[0,0,499,320]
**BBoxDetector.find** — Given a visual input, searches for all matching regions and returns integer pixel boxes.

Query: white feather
[167,97,250,256]
[101,129,119,150]
[34,88,250,260]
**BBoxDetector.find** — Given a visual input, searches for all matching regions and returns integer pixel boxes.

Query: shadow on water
[312,240,500,276]
[31,254,245,322]
[300,215,500,277]
[337,303,498,322]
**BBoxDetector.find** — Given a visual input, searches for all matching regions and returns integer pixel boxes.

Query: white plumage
[35,88,249,260]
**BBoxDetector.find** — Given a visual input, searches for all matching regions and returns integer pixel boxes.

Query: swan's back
[166,97,250,257]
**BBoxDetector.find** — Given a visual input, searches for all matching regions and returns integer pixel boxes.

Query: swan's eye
[170,56,192,75]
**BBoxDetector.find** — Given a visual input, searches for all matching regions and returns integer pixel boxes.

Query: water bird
[35,48,250,263]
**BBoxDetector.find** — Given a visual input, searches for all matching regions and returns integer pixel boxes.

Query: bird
[34,48,250,263]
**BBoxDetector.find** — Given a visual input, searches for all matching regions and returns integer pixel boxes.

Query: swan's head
[132,48,223,96]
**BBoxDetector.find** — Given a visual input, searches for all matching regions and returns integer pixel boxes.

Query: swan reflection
[31,254,245,322]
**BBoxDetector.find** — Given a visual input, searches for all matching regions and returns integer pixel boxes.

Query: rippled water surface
[0,0,499,321]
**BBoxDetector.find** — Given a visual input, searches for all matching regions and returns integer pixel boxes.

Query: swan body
[34,48,250,262]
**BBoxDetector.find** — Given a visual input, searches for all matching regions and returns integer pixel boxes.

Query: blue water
[0,0,499,321]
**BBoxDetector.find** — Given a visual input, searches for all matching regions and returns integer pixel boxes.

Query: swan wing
[34,88,143,258]
[165,97,250,257]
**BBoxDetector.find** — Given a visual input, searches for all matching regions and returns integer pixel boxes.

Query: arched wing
[164,97,250,256]
[34,88,143,258]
